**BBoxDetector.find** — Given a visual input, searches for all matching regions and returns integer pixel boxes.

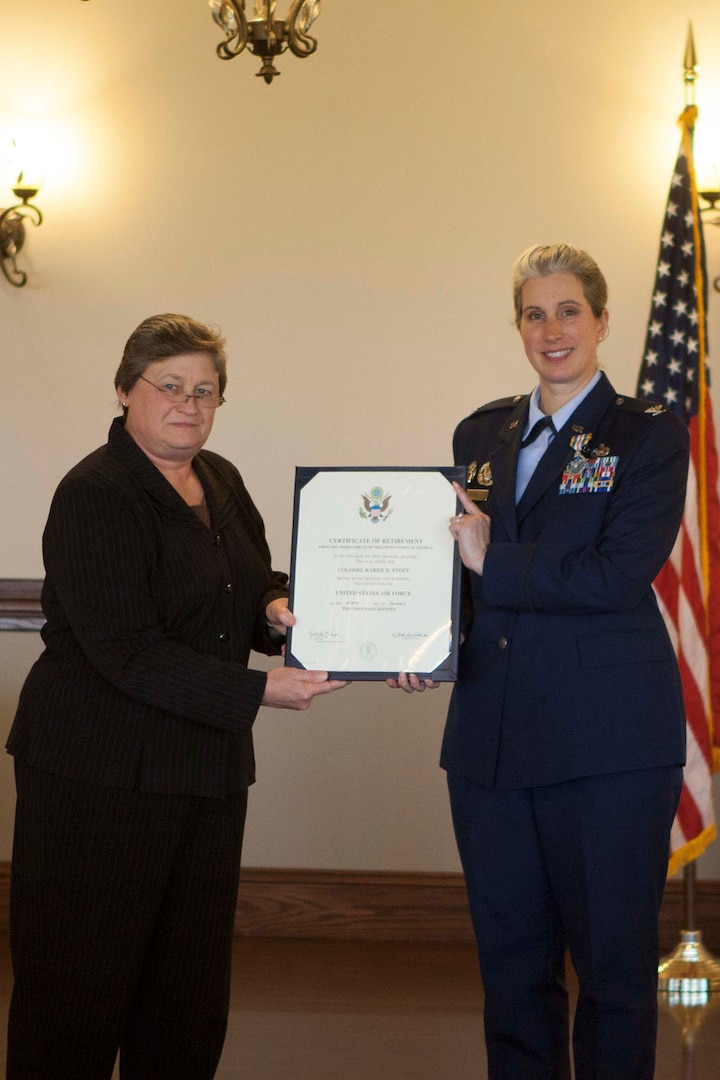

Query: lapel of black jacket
[108,417,210,529]
[515,372,617,524]
[485,397,529,543]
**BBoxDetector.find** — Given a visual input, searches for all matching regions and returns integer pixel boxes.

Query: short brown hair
[512,244,608,327]
[115,313,227,397]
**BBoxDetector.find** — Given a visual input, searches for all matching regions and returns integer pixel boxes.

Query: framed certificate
[285,467,464,681]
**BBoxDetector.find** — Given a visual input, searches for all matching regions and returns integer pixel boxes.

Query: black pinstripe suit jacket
[7,418,289,796]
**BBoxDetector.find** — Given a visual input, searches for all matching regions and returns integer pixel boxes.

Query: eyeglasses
[138,374,225,408]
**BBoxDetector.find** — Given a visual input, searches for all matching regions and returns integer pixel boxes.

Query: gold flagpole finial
[684,22,698,105]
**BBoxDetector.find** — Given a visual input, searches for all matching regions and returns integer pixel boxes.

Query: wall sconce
[0,144,43,288]
[699,189,720,217]
[697,188,720,292]
[696,154,720,221]
[209,0,321,84]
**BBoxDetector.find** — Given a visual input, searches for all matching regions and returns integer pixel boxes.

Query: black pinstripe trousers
[7,761,248,1080]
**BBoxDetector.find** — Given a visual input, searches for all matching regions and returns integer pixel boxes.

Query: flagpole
[683,21,697,107]
[656,26,720,995]
[657,860,720,993]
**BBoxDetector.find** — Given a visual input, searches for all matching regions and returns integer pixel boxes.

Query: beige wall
[1,0,719,876]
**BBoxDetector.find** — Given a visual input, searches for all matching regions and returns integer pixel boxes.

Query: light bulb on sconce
[693,130,720,216]
[0,138,44,288]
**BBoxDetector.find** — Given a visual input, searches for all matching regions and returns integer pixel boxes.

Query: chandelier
[209,1,321,84]
[78,2,321,85]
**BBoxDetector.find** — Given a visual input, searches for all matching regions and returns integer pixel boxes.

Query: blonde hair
[512,243,608,327]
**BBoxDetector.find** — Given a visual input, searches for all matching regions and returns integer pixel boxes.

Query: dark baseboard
[1,862,717,953]
[232,868,720,955]
[233,868,475,942]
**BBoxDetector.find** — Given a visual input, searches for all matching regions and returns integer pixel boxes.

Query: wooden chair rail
[0,579,44,630]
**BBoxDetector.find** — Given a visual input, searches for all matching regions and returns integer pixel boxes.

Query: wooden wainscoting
[230,869,720,953]
[0,862,717,951]
[1,580,718,952]
[232,869,475,941]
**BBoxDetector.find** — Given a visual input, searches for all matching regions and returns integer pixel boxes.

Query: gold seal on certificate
[285,467,464,681]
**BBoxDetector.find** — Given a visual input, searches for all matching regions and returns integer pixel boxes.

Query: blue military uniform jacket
[440,371,689,789]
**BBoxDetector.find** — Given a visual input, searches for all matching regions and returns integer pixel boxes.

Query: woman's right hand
[261,666,348,711]
[449,481,491,575]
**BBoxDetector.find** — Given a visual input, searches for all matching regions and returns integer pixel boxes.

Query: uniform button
[225,583,233,593]
[213,533,222,546]
[218,632,229,642]
[498,636,508,650]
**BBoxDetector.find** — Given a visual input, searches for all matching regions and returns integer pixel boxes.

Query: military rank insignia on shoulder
[613,396,667,417]
[472,393,527,415]
[457,393,526,434]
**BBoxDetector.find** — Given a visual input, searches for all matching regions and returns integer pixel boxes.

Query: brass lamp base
[658,930,720,998]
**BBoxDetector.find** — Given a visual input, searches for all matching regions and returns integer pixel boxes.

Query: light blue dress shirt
[515,371,602,503]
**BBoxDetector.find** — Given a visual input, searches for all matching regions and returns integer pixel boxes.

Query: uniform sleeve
[453,420,482,639]
[480,414,690,615]
[43,475,270,733]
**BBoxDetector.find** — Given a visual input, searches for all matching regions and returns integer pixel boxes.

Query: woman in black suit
[6,313,346,1080]
[396,245,689,1080]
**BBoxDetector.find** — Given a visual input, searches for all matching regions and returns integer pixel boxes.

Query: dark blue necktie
[521,415,555,449]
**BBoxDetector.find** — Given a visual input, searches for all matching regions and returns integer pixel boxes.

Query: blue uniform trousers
[448,765,682,1080]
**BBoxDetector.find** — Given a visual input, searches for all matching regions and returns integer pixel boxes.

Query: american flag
[636,105,719,874]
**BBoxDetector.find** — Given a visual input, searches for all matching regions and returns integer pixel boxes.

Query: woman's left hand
[266,598,296,636]
[386,672,438,693]
[449,481,491,575]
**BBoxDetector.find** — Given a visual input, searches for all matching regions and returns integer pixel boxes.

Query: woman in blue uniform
[400,244,689,1079]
